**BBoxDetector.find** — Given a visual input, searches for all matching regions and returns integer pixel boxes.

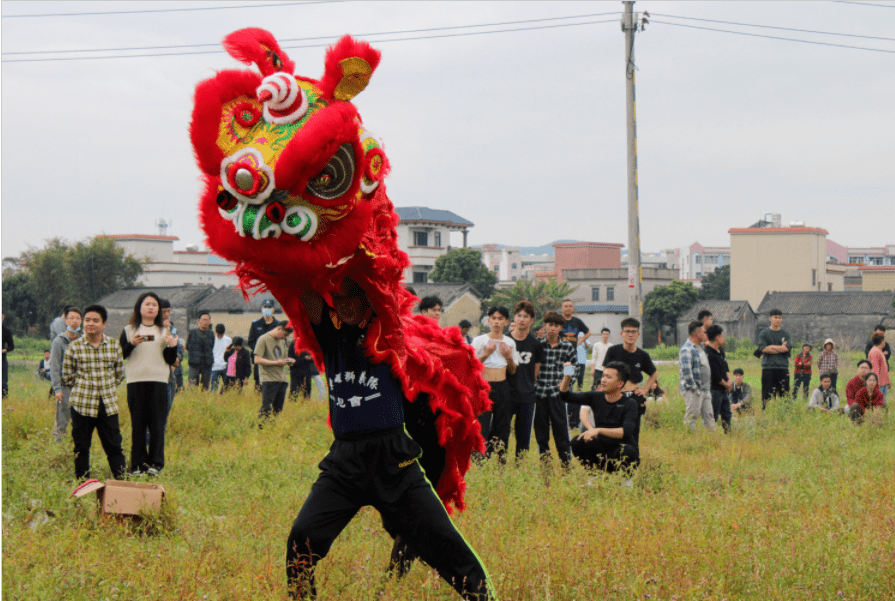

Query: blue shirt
[311,315,404,438]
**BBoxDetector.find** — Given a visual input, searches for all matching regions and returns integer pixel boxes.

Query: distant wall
[753,314,888,349]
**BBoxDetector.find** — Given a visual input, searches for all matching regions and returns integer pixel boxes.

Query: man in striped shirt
[61,304,127,480]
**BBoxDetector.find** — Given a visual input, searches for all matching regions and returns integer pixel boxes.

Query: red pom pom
[265,201,286,223]
[233,101,260,127]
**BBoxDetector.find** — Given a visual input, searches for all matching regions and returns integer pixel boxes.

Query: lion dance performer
[190,28,495,599]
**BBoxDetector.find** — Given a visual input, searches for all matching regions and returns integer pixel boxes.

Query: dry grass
[2,358,893,600]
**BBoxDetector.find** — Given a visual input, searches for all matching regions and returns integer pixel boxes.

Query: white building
[394,207,474,284]
[669,242,731,282]
[102,234,238,287]
[478,245,524,282]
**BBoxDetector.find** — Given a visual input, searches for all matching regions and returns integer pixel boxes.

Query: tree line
[2,237,143,337]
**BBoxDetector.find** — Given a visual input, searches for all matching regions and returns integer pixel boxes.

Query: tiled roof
[395,207,474,227]
[755,291,895,316]
[575,304,629,313]
[93,285,214,309]
[679,300,755,323]
[404,282,481,307]
[194,286,281,312]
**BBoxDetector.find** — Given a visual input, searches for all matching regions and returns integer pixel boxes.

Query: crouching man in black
[286,279,494,600]
[560,361,639,473]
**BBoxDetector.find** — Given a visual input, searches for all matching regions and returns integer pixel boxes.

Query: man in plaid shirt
[533,311,577,464]
[679,321,714,432]
[61,304,127,480]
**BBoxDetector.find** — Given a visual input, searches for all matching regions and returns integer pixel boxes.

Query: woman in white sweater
[120,292,178,476]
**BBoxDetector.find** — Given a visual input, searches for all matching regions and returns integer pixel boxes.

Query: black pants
[534,394,571,464]
[290,373,311,400]
[510,401,536,458]
[829,372,839,391]
[70,403,127,480]
[259,381,288,418]
[127,381,168,471]
[286,429,492,600]
[792,373,811,399]
[761,369,790,409]
[2,357,8,397]
[188,364,211,390]
[571,435,639,473]
[477,380,511,459]
[711,389,732,434]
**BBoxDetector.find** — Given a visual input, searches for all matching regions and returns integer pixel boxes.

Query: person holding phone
[120,291,178,476]
[533,311,577,465]
[254,321,296,421]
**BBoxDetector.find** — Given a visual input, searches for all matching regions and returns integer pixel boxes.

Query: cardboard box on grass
[71,479,165,519]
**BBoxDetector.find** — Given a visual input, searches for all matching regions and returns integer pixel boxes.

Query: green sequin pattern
[242,205,260,236]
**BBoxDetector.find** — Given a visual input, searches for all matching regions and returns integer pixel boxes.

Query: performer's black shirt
[310,315,404,438]
[602,344,656,384]
[507,333,545,404]
[559,389,639,447]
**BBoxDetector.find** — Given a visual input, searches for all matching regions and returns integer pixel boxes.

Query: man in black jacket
[186,313,215,390]
[560,361,639,473]
[2,312,14,398]
[705,325,732,433]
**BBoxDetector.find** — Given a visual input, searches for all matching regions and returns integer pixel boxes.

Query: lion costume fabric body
[189,28,490,513]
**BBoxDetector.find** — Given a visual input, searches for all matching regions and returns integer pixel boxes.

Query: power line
[651,20,895,53]
[831,1,895,7]
[650,12,895,41]
[2,19,620,63]
[1,1,343,18]
[2,12,622,56]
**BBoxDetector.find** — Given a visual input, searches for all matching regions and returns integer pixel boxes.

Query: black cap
[261,298,275,308]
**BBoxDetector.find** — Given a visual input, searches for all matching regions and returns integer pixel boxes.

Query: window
[607,287,615,301]
[413,231,428,246]
[511,263,517,269]
[695,255,702,264]
[413,272,427,283]
[434,232,441,247]
[869,257,884,266]
[828,283,833,291]
[493,265,499,272]
[591,287,600,302]
[512,276,517,281]
[812,269,816,286]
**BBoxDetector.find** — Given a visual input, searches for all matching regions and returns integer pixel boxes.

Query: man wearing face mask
[248,298,280,391]
[50,306,83,443]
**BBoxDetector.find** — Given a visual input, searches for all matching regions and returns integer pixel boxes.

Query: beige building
[729,227,840,309]
[394,207,474,285]
[860,266,895,291]
[102,234,238,287]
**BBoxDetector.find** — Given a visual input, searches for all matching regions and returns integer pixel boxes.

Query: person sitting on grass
[562,362,639,474]
[729,369,753,415]
[845,360,872,407]
[807,373,840,413]
[849,372,885,423]
[37,350,52,381]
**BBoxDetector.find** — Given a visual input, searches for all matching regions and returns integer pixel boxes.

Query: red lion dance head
[190,29,489,513]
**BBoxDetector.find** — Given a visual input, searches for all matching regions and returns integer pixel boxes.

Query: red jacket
[793,352,812,375]
[854,387,885,411]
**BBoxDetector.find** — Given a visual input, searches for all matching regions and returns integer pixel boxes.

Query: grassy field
[2,356,893,601]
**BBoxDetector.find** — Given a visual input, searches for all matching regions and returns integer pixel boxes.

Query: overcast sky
[2,0,893,261]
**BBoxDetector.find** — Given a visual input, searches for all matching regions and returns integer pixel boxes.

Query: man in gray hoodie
[50,307,82,443]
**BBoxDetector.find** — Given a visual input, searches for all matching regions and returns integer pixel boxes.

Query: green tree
[643,280,699,337]
[699,265,730,301]
[1,272,41,336]
[430,248,498,298]
[12,236,143,333]
[488,278,578,323]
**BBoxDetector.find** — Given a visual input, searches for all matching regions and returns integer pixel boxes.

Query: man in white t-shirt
[472,305,519,460]
[591,328,612,391]
[210,323,232,393]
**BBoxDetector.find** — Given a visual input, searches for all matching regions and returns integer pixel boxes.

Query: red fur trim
[223,28,295,76]
[318,36,381,101]
[190,69,261,176]
[274,102,362,204]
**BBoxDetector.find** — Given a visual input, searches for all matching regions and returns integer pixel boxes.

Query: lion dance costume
[190,29,494,599]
